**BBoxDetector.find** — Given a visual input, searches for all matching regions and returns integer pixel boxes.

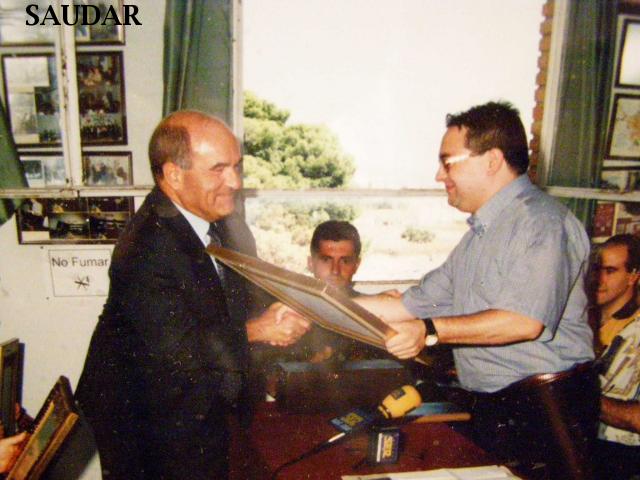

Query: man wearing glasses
[357,101,596,478]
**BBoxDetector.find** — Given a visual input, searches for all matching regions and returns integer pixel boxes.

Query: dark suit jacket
[76,187,254,479]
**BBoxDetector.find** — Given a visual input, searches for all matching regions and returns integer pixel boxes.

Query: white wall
[0,5,164,478]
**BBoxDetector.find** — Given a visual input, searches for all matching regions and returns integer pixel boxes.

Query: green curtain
[547,0,618,224]
[0,102,26,226]
[162,0,233,124]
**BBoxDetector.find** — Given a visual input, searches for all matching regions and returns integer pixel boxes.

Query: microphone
[270,385,423,479]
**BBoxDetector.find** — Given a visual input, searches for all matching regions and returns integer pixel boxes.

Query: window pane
[246,195,468,281]
[243,0,544,189]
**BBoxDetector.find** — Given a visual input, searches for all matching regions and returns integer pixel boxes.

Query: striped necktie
[208,222,227,287]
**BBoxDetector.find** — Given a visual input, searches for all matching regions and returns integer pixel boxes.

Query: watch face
[425,335,438,347]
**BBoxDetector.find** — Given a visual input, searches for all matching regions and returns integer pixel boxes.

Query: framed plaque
[0,338,21,437]
[8,376,79,480]
[207,245,430,365]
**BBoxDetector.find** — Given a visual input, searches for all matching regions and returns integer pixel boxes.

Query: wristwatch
[422,318,439,347]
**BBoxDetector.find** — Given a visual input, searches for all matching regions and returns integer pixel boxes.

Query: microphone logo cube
[368,426,401,464]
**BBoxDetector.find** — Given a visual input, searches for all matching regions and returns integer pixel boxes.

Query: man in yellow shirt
[593,234,640,479]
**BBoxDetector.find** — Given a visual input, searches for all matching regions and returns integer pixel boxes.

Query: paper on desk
[341,465,522,480]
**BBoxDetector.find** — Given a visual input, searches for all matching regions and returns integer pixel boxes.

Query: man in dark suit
[75,111,309,479]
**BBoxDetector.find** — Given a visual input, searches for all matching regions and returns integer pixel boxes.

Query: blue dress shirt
[403,175,594,392]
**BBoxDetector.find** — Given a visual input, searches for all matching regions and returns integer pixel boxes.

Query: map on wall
[607,94,640,159]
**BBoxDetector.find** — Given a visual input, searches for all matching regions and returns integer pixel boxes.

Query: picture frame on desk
[615,18,640,89]
[0,338,21,437]
[605,94,640,160]
[7,376,79,480]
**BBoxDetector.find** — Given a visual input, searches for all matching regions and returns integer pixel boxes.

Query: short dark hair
[601,234,640,273]
[310,220,361,257]
[446,101,529,175]
[148,123,193,183]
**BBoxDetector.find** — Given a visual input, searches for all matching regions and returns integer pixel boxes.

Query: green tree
[243,91,355,189]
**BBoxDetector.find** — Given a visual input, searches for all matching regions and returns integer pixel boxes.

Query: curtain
[0,102,26,226]
[547,0,618,224]
[162,0,233,124]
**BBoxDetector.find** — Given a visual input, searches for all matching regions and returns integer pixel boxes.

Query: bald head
[149,110,235,183]
[149,110,242,222]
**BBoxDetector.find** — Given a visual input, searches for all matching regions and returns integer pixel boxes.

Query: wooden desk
[229,402,497,479]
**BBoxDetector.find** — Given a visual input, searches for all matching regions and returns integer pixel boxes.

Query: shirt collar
[613,295,640,320]
[172,202,210,247]
[467,174,532,237]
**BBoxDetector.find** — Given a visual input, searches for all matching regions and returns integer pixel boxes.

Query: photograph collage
[17,196,134,244]
[0,0,130,245]
[593,16,640,243]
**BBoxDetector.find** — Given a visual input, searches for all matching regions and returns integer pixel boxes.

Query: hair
[310,220,361,257]
[148,122,193,183]
[445,101,529,175]
[601,234,640,273]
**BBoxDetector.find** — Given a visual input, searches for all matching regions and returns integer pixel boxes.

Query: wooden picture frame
[2,53,61,146]
[20,153,67,188]
[615,18,640,89]
[0,0,125,46]
[0,338,21,437]
[77,51,127,145]
[606,94,640,160]
[601,165,640,192]
[17,196,134,245]
[2,51,127,147]
[207,245,430,365]
[7,376,79,480]
[82,151,132,186]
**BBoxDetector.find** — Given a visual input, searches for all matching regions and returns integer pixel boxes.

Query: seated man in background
[308,220,363,297]
[304,220,390,362]
[592,234,640,479]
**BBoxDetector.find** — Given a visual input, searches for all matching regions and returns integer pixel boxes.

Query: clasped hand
[247,302,311,346]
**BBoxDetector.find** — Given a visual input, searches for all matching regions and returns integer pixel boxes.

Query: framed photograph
[0,338,21,437]
[207,245,432,365]
[2,52,127,146]
[615,19,640,89]
[17,196,133,244]
[2,54,61,146]
[7,376,79,480]
[82,0,126,44]
[77,51,127,145]
[82,152,132,185]
[606,94,640,160]
[20,153,67,188]
[601,165,640,192]
[0,0,125,45]
[592,202,617,242]
[614,202,640,236]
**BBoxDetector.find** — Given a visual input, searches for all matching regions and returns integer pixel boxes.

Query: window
[242,0,545,282]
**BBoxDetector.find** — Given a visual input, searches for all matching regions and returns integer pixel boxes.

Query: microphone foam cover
[377,385,422,419]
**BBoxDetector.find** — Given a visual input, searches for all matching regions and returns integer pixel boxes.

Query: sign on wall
[48,249,111,297]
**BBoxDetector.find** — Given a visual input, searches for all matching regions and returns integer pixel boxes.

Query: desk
[229,402,497,479]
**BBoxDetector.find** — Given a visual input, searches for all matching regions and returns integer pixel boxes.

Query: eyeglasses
[439,153,474,173]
